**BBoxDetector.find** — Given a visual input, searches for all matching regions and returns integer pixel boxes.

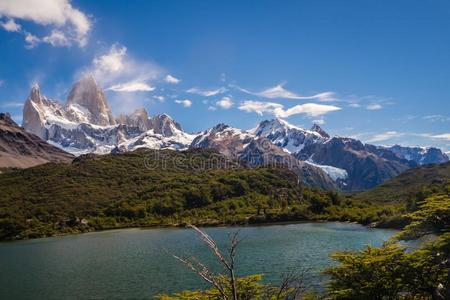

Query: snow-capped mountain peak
[66,74,116,126]
[252,118,327,154]
[148,113,183,137]
[22,77,196,155]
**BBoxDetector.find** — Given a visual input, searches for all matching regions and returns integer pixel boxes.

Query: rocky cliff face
[117,108,150,131]
[0,112,73,168]
[148,113,183,136]
[22,84,66,139]
[66,75,116,126]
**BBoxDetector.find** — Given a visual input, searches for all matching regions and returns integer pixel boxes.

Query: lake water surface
[0,223,395,299]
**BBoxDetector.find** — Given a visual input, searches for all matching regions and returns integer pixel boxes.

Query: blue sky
[0,0,449,151]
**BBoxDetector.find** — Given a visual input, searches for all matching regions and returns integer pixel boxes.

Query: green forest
[0,150,448,241]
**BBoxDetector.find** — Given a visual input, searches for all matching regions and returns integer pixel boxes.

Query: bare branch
[188,224,233,271]
[171,253,229,300]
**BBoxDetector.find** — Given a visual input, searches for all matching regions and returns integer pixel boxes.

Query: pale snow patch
[305,161,348,181]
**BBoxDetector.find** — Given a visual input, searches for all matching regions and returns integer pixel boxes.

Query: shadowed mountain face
[0,113,73,168]
[190,124,337,189]
[294,137,415,191]
[250,118,448,191]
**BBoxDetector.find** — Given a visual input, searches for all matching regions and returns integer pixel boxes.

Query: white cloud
[238,101,283,116]
[24,32,40,48]
[106,81,155,92]
[164,74,180,84]
[313,119,325,125]
[366,131,402,143]
[348,103,361,108]
[0,0,91,47]
[429,133,450,141]
[208,106,217,111]
[187,87,227,97]
[280,103,341,117]
[84,43,162,90]
[0,101,24,108]
[153,95,165,102]
[0,18,21,32]
[236,83,335,101]
[93,44,127,73]
[215,96,234,109]
[423,115,450,122]
[366,103,383,110]
[238,100,341,118]
[0,80,4,87]
[42,29,70,46]
[175,99,192,108]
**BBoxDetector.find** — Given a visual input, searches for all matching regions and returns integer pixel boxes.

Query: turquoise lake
[0,222,396,299]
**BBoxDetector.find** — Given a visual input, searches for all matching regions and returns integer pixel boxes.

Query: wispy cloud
[0,101,24,108]
[366,103,383,110]
[215,96,234,109]
[175,99,192,108]
[164,74,180,84]
[235,83,335,101]
[348,102,361,108]
[0,0,91,47]
[187,87,227,97]
[344,95,392,110]
[0,18,21,32]
[423,115,450,122]
[153,95,165,102]
[83,43,163,92]
[106,81,155,92]
[363,131,450,147]
[24,32,40,48]
[428,133,450,141]
[313,119,325,125]
[238,100,341,118]
[366,131,403,142]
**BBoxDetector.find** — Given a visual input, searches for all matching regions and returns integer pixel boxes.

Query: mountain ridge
[0,112,74,168]
[20,76,449,190]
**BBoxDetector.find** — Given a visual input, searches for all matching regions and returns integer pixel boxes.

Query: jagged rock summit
[250,118,327,154]
[310,123,330,138]
[22,75,196,155]
[66,75,116,126]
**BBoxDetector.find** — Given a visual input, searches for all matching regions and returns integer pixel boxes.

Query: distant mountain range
[13,75,449,190]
